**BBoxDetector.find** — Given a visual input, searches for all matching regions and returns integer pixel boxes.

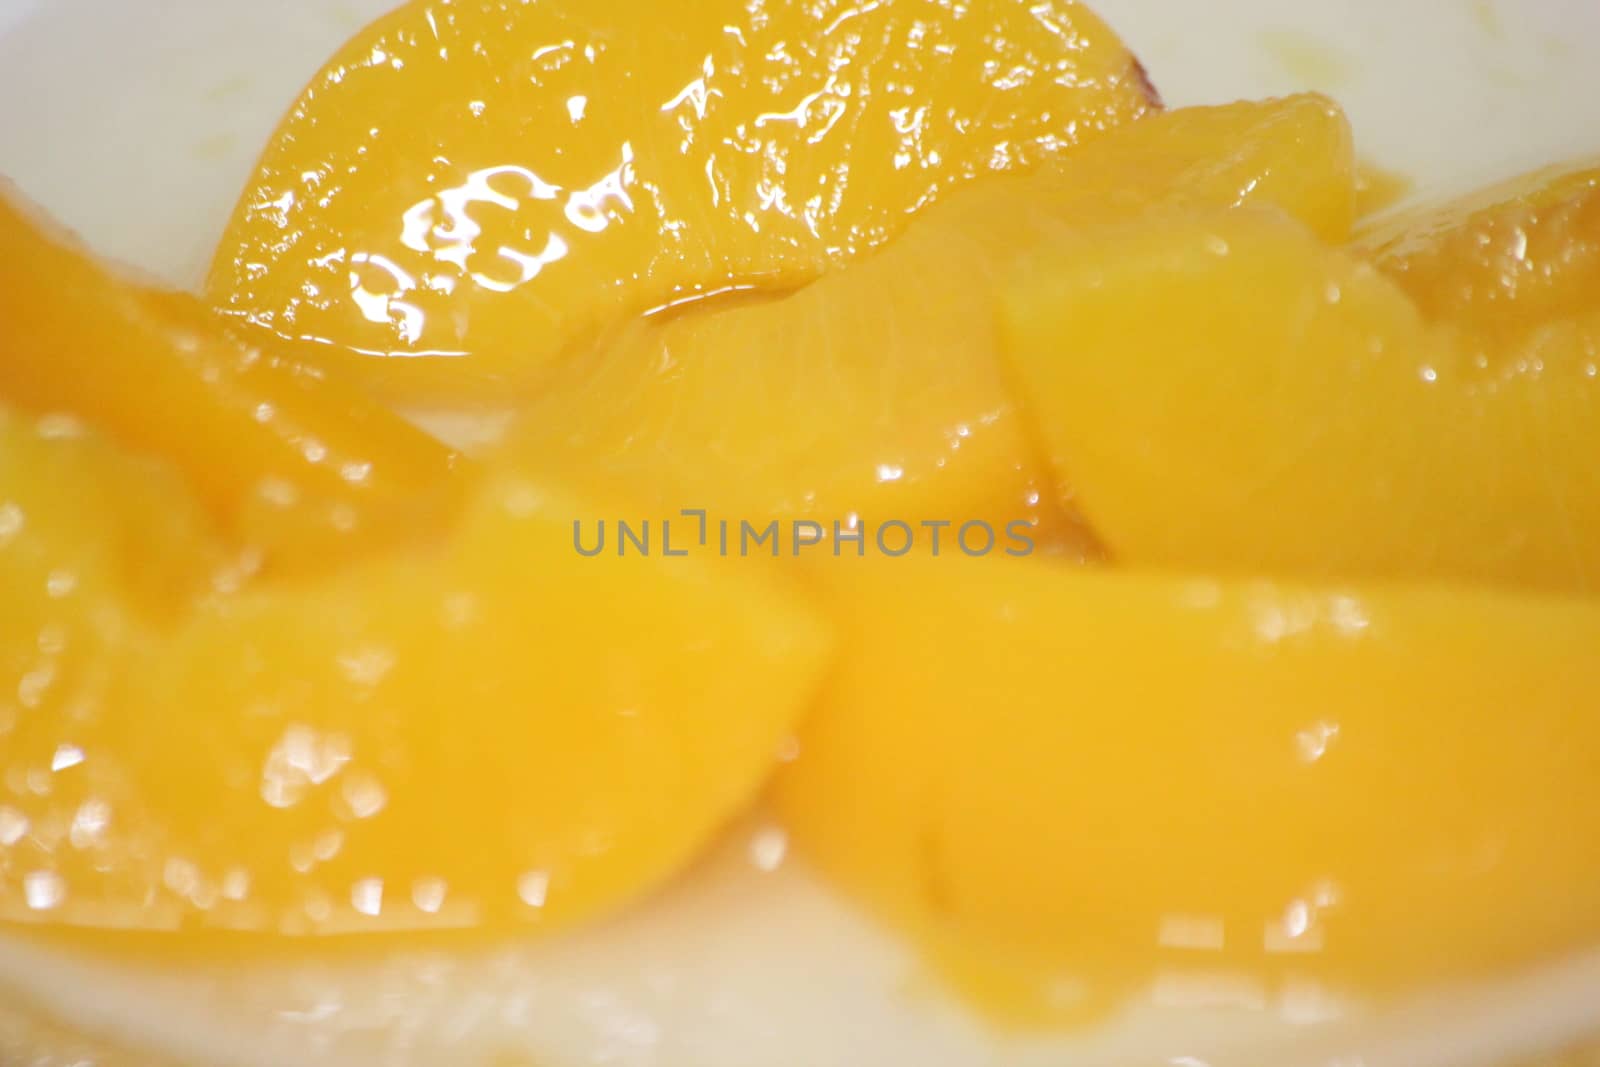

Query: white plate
[1,2,1598,1065]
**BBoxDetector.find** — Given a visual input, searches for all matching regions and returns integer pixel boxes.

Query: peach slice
[1001,206,1600,590]
[503,97,1355,552]
[0,407,218,928]
[0,191,463,572]
[0,414,830,937]
[206,0,1157,401]
[1363,161,1600,360]
[774,556,1600,1020]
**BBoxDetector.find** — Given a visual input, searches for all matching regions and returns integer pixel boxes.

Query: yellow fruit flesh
[207,0,1155,402]
[504,97,1355,551]
[0,191,463,573]
[0,413,831,936]
[0,409,213,928]
[1001,206,1600,590]
[775,556,1600,1024]
[1363,162,1600,354]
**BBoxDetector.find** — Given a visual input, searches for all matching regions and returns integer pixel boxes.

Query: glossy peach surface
[1364,162,1600,352]
[207,0,1154,402]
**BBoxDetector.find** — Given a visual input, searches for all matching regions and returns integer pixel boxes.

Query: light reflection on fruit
[206,0,1156,401]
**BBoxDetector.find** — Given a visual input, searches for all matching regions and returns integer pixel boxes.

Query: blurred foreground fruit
[0,411,830,937]
[776,556,1600,1023]
[0,190,462,573]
